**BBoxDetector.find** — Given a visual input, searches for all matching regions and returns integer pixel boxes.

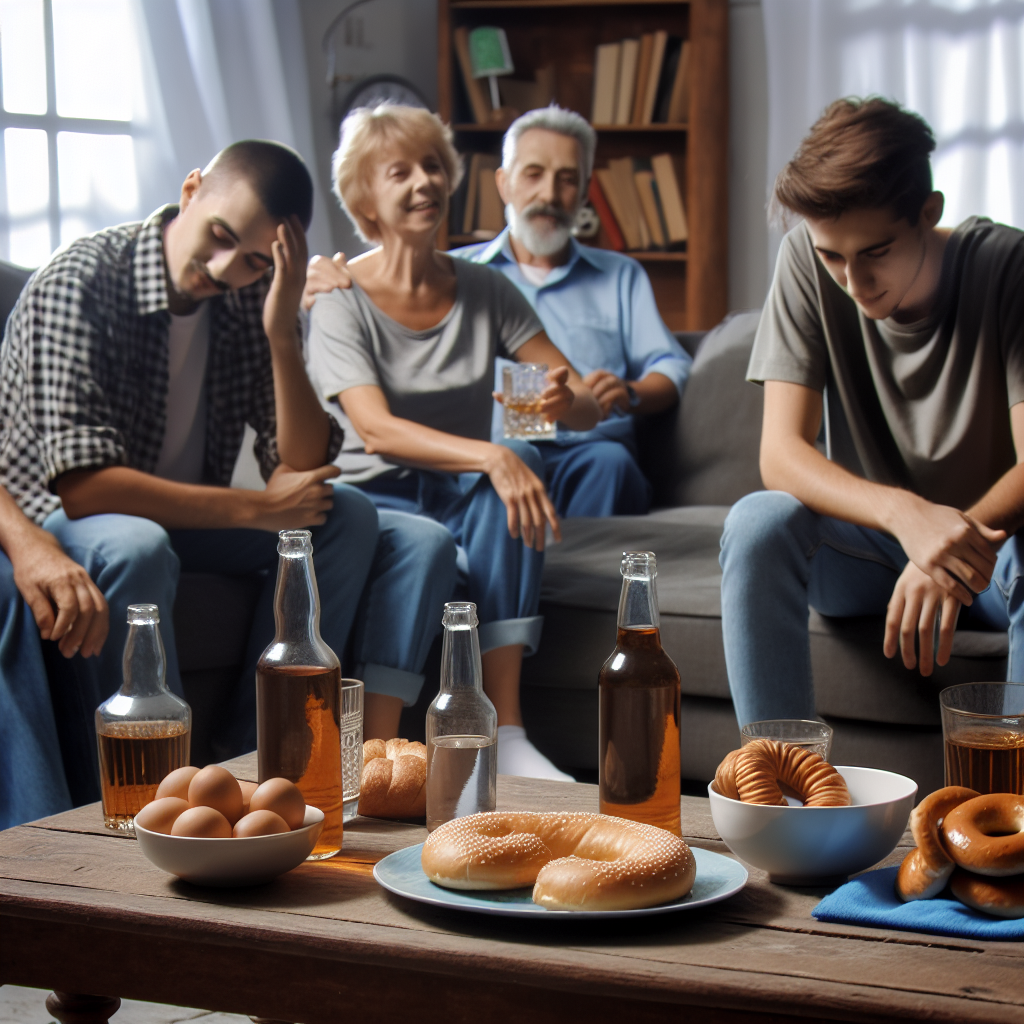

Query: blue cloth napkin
[812,866,1023,940]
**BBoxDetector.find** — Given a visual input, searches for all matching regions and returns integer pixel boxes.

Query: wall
[295,0,438,260]
[295,0,772,311]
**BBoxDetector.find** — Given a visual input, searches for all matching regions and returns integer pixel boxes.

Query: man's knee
[323,483,380,545]
[381,512,457,585]
[721,491,812,565]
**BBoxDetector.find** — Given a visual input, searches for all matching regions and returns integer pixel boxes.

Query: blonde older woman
[307,104,599,781]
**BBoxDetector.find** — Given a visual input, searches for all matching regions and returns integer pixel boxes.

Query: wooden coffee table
[1,755,1020,1024]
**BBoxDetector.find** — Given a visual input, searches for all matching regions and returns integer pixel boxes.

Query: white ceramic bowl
[135,805,325,886]
[708,766,917,883]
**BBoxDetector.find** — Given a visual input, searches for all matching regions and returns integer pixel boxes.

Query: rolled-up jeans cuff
[478,615,544,657]
[358,663,425,707]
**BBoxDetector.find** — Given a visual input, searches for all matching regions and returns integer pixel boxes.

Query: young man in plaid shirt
[0,141,455,812]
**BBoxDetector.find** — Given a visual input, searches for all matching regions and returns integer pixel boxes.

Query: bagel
[948,868,1024,919]
[717,739,850,807]
[421,811,696,912]
[895,786,978,902]
[358,738,427,819]
[941,793,1024,878]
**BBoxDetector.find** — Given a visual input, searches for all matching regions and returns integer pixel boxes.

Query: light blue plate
[373,844,748,918]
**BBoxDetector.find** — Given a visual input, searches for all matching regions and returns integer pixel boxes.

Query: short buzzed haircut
[773,98,936,225]
[201,140,314,230]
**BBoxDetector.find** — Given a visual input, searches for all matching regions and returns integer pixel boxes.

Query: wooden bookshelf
[438,0,728,331]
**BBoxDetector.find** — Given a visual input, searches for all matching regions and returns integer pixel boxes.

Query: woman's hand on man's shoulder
[302,252,352,311]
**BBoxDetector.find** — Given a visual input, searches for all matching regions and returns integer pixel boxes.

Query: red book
[588,176,626,252]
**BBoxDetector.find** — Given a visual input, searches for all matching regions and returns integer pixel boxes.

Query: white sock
[497,725,575,782]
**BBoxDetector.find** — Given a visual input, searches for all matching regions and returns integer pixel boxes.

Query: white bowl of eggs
[709,765,918,884]
[134,766,324,886]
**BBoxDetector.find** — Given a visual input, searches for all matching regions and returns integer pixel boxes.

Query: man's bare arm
[263,217,331,469]
[761,381,1005,604]
[55,464,339,533]
[584,369,678,418]
[968,402,1024,534]
[0,486,108,657]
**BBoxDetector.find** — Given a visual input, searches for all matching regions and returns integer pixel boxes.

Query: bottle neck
[440,624,484,693]
[274,551,323,644]
[121,621,168,697]
[617,575,660,632]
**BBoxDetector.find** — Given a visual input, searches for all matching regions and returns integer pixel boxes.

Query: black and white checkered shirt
[0,205,342,524]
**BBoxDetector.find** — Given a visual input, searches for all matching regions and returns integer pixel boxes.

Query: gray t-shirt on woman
[307,257,543,481]
[748,217,1024,510]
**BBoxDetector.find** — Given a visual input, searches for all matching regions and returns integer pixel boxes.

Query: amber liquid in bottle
[257,664,344,858]
[599,552,681,836]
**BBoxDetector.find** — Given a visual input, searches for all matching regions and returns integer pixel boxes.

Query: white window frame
[0,0,132,262]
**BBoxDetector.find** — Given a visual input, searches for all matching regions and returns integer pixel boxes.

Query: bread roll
[358,738,427,819]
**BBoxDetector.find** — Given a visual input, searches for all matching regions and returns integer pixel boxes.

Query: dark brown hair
[773,98,936,225]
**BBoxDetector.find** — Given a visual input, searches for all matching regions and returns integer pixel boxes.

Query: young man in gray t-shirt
[721,98,1023,726]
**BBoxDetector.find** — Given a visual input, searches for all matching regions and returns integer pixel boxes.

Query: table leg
[45,992,121,1024]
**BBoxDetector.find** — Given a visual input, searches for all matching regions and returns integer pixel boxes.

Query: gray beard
[506,203,572,258]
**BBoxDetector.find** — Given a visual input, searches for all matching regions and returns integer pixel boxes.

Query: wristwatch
[625,383,640,409]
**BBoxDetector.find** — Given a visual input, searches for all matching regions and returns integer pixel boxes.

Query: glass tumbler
[940,682,1024,794]
[741,719,833,760]
[502,363,556,440]
[341,678,364,821]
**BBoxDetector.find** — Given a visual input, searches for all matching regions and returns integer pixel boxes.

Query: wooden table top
[1,754,1020,1024]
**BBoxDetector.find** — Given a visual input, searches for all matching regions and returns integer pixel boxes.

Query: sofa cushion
[637,310,764,508]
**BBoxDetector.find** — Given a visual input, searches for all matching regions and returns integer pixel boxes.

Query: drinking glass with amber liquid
[95,604,191,831]
[941,683,1024,795]
[257,530,344,859]
[599,551,682,835]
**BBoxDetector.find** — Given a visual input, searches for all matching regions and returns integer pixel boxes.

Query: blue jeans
[41,483,451,802]
[358,439,546,659]
[535,440,652,517]
[719,490,1021,726]
[0,552,73,828]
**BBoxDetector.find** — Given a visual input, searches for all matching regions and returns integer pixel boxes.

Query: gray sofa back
[638,310,764,508]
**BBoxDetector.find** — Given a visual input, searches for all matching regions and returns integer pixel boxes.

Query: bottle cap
[442,601,479,629]
[127,604,159,624]
[620,551,657,579]
[278,529,313,557]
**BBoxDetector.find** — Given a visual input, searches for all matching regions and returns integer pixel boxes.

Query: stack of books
[591,33,691,127]
[589,155,687,252]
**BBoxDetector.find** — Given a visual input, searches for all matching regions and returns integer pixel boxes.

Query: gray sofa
[0,255,1007,794]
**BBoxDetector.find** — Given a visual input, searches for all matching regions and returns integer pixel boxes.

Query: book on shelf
[651,153,688,244]
[452,153,504,239]
[454,26,492,124]
[589,32,691,127]
[588,176,625,251]
[591,42,621,126]
[587,154,687,253]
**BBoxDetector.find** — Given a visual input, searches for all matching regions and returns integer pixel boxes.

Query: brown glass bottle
[256,531,343,859]
[599,552,681,835]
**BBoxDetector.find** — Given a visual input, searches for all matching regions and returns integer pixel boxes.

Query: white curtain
[133,0,333,258]
[762,0,1024,273]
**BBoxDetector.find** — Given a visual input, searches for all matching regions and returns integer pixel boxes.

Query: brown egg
[155,765,200,801]
[232,809,291,838]
[135,797,189,835]
[171,805,232,838]
[187,765,243,824]
[239,779,259,816]
[249,778,305,830]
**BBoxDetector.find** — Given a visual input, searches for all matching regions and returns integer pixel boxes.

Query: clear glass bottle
[425,601,497,831]
[256,530,343,859]
[95,604,191,832]
[598,552,682,835]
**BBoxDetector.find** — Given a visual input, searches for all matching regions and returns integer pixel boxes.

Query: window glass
[57,132,137,245]
[52,0,134,120]
[0,0,46,115]
[4,126,49,266]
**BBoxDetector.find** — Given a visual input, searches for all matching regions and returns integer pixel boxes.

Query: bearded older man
[305,106,690,518]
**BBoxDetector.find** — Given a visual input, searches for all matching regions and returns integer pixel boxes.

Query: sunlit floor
[0,987,249,1024]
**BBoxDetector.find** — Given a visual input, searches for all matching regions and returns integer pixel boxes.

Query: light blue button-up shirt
[451,228,691,448]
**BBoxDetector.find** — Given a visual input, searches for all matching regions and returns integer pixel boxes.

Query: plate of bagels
[374,810,748,917]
